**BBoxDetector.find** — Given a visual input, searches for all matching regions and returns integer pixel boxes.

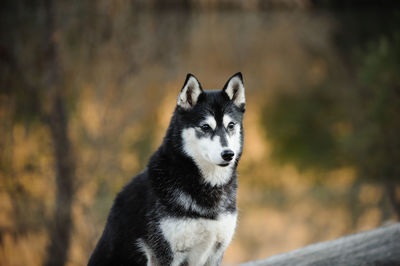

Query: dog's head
[173,73,245,185]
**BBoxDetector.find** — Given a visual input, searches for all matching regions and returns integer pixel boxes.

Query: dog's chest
[160,212,237,264]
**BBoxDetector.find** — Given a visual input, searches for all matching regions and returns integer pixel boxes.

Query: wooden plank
[241,223,400,266]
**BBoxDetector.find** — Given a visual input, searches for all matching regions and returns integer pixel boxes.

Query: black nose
[221,150,234,162]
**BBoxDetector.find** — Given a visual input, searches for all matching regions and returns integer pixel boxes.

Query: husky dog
[88,73,246,266]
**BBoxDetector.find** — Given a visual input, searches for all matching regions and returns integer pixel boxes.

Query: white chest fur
[160,212,237,266]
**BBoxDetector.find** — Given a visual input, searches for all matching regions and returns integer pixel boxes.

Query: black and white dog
[88,73,246,266]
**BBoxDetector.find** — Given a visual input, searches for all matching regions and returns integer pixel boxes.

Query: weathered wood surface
[241,223,400,266]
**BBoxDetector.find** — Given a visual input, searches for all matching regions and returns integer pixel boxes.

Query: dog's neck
[148,145,237,219]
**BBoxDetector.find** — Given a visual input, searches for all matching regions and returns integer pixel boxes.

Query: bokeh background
[1,0,400,265]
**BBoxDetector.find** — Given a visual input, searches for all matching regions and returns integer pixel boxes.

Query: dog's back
[88,172,152,265]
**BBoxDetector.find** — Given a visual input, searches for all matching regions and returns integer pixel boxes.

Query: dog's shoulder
[116,170,152,205]
[108,170,155,229]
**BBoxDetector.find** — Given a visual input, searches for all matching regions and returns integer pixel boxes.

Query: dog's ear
[177,74,203,110]
[223,72,245,111]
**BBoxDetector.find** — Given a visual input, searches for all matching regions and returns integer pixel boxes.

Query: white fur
[182,128,233,186]
[160,213,237,266]
[177,76,202,110]
[223,114,242,163]
[136,238,157,266]
[175,190,210,216]
[222,115,232,128]
[202,116,217,130]
[224,76,245,107]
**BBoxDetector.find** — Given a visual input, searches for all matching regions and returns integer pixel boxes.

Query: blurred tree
[0,0,76,265]
[354,36,400,218]
[261,8,400,219]
[42,0,75,265]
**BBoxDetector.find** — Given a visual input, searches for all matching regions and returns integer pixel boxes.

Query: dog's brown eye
[201,124,211,131]
[227,122,235,130]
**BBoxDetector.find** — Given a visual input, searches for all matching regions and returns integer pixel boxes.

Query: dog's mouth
[218,163,230,167]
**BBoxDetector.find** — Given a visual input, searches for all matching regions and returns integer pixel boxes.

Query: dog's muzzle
[221,149,234,162]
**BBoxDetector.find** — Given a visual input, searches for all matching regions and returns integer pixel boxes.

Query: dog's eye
[201,124,211,131]
[227,122,235,130]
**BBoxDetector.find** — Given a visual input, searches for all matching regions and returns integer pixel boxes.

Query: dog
[88,73,246,266]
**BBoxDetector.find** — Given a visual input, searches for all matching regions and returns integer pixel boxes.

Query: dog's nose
[221,150,234,162]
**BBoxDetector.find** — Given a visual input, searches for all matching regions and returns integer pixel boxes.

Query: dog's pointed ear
[223,72,245,111]
[177,74,203,110]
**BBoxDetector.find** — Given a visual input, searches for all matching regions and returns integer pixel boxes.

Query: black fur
[88,73,245,266]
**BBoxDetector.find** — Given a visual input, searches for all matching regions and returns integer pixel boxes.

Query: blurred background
[1,0,400,265]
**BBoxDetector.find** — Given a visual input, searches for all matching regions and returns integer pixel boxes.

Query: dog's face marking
[178,73,245,186]
[183,114,241,166]
[222,114,242,159]
[200,116,217,131]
